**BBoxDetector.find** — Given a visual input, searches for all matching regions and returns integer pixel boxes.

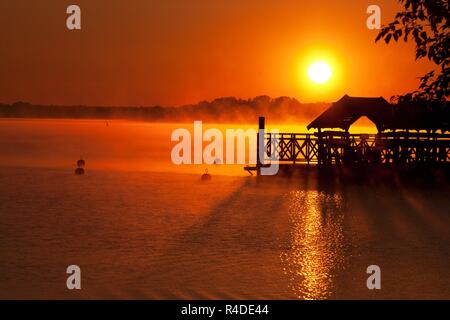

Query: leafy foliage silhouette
[376,0,449,102]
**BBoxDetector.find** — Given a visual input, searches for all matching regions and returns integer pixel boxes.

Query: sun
[308,61,332,84]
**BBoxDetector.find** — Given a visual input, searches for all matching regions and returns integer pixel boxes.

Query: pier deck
[245,128,450,175]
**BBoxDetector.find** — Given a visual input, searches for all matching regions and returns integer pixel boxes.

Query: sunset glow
[308,62,332,84]
[0,1,435,106]
[0,0,449,303]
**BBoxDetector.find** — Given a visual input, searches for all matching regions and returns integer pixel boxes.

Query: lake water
[0,119,449,299]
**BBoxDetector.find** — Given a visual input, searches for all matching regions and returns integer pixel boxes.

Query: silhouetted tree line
[0,96,329,123]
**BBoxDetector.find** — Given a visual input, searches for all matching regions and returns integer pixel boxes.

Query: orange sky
[0,0,434,106]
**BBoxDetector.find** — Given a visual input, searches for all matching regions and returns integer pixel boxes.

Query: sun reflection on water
[281,190,346,300]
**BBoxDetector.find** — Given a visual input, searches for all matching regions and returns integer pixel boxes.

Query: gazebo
[307,94,450,133]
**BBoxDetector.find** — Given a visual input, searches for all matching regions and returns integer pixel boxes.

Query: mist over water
[0,119,449,299]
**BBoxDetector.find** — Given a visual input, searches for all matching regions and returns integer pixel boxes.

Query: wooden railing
[264,131,450,165]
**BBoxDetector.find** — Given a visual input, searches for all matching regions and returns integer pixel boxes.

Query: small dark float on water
[75,157,85,175]
[201,169,211,181]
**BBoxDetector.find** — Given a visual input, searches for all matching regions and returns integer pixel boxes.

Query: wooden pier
[245,95,450,175]
[263,131,450,166]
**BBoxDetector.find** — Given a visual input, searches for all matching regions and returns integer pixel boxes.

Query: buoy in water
[201,169,211,181]
[75,167,85,175]
[75,156,86,175]
[77,158,85,168]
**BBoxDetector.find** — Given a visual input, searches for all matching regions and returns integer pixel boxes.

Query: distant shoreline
[0,96,329,124]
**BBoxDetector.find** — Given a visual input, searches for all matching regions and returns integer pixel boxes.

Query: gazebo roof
[307,95,450,132]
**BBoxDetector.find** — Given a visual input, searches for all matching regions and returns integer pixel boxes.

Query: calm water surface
[0,119,449,299]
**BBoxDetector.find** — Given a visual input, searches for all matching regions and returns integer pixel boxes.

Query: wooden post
[257,116,265,176]
[317,128,323,165]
